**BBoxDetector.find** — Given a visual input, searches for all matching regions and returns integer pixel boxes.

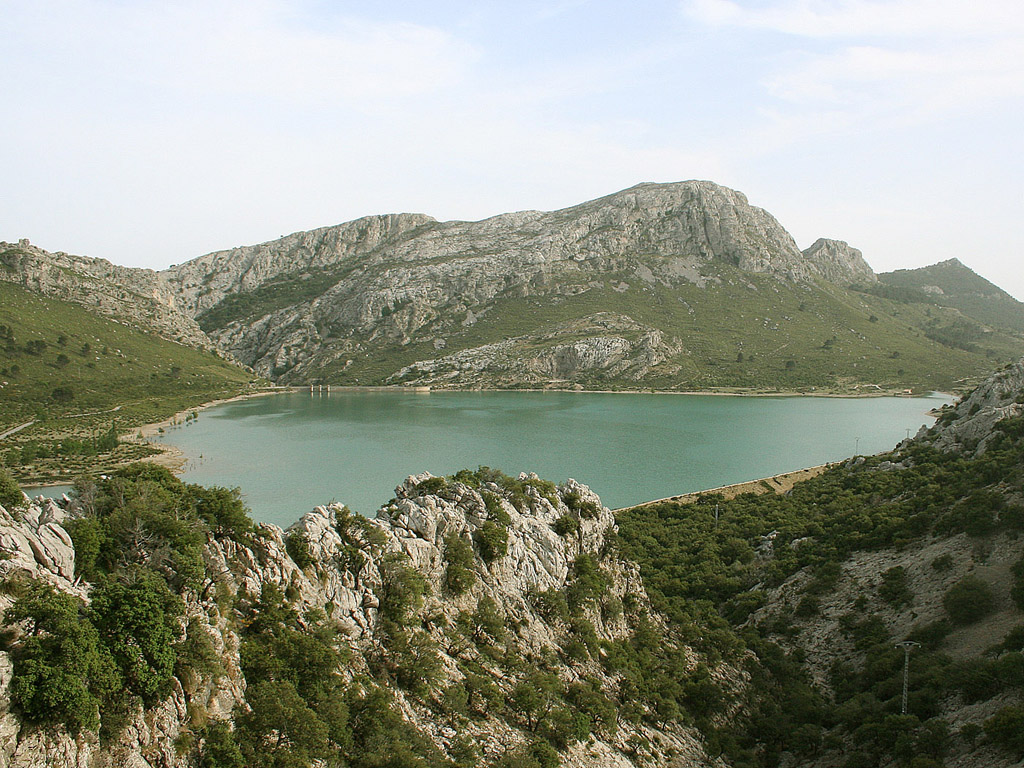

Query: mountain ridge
[4,181,1024,392]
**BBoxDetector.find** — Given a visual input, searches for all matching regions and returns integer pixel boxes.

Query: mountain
[877,258,1024,334]
[0,239,208,348]
[5,183,1024,393]
[158,181,1024,392]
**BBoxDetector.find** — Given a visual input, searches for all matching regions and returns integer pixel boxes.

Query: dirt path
[0,420,36,440]
[618,464,834,511]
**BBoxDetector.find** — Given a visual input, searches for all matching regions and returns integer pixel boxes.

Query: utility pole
[895,641,920,715]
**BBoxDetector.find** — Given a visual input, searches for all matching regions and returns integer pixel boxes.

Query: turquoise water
[150,390,950,527]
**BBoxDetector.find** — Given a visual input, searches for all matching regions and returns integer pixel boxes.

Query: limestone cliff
[160,181,882,385]
[800,238,877,287]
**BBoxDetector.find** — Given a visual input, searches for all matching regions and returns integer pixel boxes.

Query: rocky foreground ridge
[0,470,729,767]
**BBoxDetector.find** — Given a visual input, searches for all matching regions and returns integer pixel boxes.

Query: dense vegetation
[617,404,1024,766]
[0,281,253,482]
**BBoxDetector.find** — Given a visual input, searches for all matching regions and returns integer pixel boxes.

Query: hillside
[0,239,207,348]
[0,280,254,482]
[617,358,1024,766]
[876,259,1024,334]
[158,181,1024,393]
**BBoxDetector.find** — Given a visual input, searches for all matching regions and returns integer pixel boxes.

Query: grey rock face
[925,357,1024,455]
[0,239,210,349]
[160,181,871,382]
[801,238,877,286]
[0,477,719,767]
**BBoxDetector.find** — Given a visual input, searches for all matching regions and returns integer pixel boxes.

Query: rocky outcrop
[801,238,877,286]
[0,475,723,767]
[0,239,210,349]
[923,358,1024,455]
[388,314,684,387]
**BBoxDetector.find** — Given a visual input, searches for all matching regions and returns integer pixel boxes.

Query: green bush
[943,575,996,625]
[473,521,508,564]
[5,582,119,731]
[443,533,476,595]
[378,554,427,623]
[878,566,913,608]
[90,576,179,704]
[552,514,580,537]
[200,720,244,768]
[984,705,1024,754]
[0,467,23,510]
[566,554,608,612]
[285,532,314,569]
[1011,558,1024,611]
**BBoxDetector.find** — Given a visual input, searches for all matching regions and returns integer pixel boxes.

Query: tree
[943,575,995,625]
[6,582,120,731]
[984,705,1024,754]
[473,521,508,564]
[201,720,245,768]
[0,467,23,510]
[378,554,427,623]
[90,577,179,703]
[444,532,476,595]
[509,670,561,731]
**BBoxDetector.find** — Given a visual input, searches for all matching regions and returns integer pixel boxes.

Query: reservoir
[152,390,950,527]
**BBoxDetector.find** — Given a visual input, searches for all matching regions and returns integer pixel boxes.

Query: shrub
[984,705,1024,754]
[378,554,427,623]
[943,575,996,625]
[444,533,476,595]
[878,567,913,608]
[200,720,244,768]
[566,554,608,612]
[190,486,252,539]
[285,532,314,569]
[1011,558,1024,611]
[5,582,118,731]
[552,514,580,537]
[473,521,508,564]
[930,554,954,572]
[0,467,23,510]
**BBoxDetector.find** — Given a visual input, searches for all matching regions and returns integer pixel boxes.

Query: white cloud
[683,0,1024,139]
[1,0,477,109]
[684,0,1024,40]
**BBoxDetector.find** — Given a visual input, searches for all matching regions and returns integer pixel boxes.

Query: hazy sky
[2,1,1022,298]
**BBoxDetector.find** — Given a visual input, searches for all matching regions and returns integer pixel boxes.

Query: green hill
[0,281,254,481]
[876,259,1024,334]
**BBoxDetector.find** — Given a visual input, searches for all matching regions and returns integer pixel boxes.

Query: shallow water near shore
[143,389,951,527]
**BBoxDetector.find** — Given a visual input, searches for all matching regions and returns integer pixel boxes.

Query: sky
[2,0,1022,299]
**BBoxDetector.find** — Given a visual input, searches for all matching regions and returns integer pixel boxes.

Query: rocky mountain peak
[801,237,878,285]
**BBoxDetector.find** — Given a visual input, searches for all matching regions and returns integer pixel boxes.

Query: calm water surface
[149,390,950,527]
